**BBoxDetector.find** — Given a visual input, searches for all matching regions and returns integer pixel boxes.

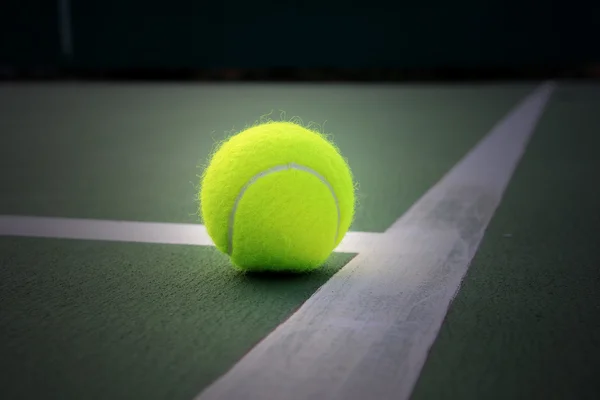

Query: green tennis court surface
[1,82,599,400]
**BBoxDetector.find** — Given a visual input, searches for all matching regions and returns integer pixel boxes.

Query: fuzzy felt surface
[199,121,355,272]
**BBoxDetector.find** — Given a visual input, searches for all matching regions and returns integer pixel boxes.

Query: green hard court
[1,82,599,400]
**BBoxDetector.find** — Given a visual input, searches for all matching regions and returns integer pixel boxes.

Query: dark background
[1,0,599,80]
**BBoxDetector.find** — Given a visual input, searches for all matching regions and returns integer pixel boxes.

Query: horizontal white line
[0,215,381,254]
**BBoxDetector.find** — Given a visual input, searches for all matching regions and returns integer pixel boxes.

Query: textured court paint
[194,82,555,400]
[228,163,341,255]
[0,237,355,400]
[410,84,600,400]
[0,216,373,254]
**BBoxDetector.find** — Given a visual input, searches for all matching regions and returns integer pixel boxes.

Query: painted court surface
[1,82,599,400]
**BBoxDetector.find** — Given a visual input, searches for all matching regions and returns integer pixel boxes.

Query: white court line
[0,216,381,254]
[194,82,555,400]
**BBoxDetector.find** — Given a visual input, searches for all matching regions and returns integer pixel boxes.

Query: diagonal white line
[194,82,555,400]
[0,216,380,254]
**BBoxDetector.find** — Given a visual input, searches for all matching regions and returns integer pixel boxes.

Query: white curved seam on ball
[227,162,341,256]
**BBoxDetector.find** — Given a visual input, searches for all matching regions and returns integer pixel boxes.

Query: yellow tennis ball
[199,121,355,272]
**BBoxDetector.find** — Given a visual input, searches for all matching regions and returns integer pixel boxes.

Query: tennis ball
[199,121,355,272]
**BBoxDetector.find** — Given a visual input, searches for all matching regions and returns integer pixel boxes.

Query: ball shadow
[241,269,318,282]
